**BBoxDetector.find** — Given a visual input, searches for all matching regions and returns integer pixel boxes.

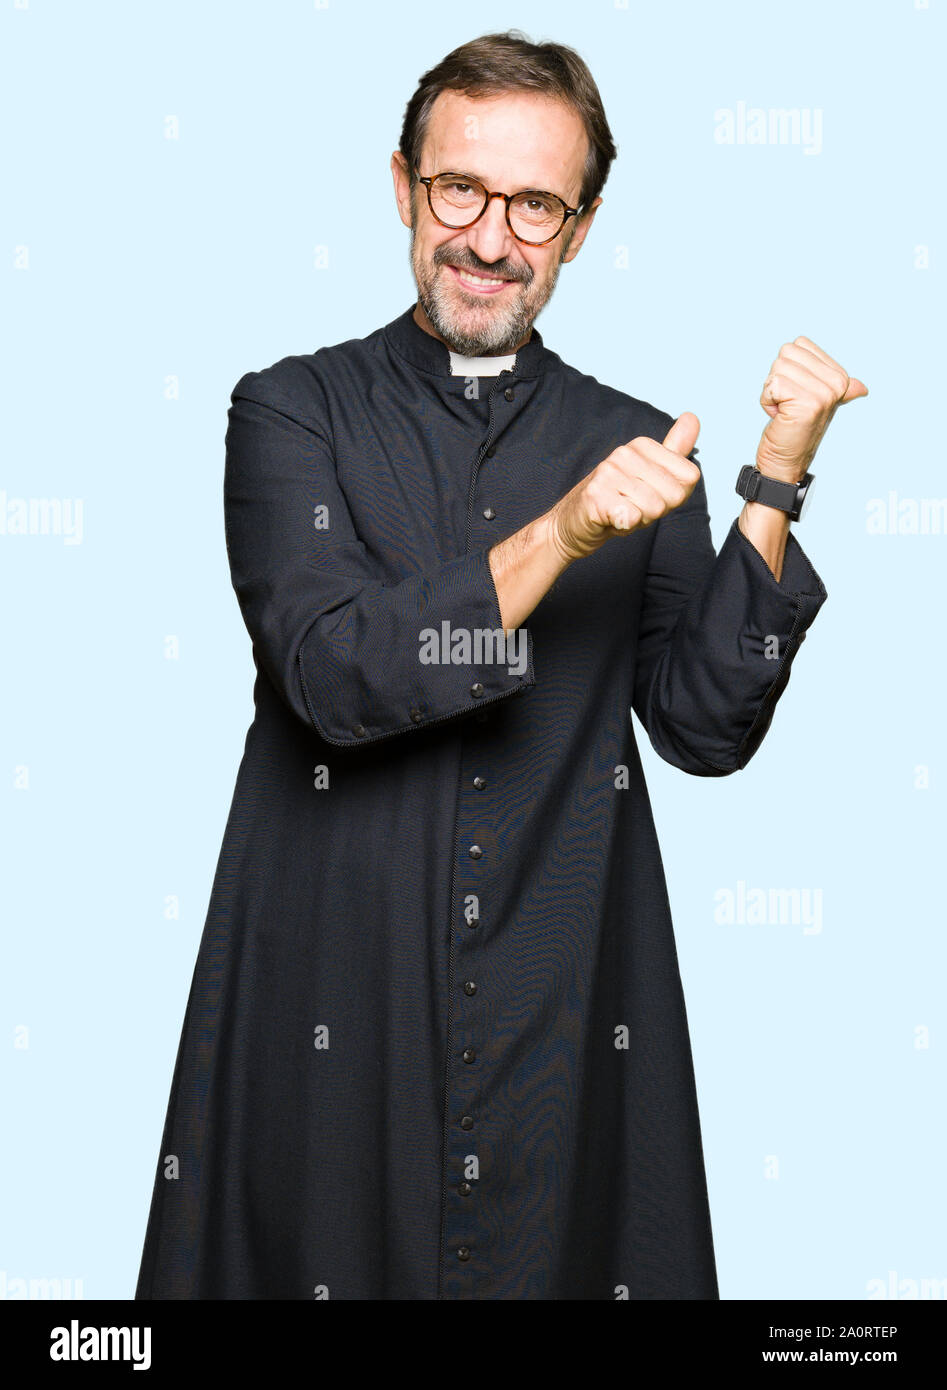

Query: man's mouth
[445,263,517,296]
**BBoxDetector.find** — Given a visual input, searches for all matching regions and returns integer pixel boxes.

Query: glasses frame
[414,166,582,247]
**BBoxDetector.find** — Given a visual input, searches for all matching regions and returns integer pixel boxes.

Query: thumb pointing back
[662,411,701,459]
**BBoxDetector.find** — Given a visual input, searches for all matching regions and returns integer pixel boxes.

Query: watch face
[797,474,815,521]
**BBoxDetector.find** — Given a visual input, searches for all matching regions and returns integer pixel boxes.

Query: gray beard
[410,225,564,358]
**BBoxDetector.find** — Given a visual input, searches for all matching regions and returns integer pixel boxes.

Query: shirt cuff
[297,545,535,746]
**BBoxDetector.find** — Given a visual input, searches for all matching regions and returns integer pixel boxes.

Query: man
[135,32,866,1301]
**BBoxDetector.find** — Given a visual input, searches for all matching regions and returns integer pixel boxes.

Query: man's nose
[464,192,516,264]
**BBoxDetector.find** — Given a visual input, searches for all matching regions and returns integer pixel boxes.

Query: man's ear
[561,196,602,264]
[391,152,414,230]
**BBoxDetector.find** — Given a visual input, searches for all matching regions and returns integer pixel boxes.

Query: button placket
[467,369,521,538]
[444,764,493,1296]
[441,368,524,1298]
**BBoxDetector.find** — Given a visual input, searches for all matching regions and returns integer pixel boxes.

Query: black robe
[134,305,827,1300]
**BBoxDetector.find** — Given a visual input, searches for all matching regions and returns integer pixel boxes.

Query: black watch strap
[735,465,813,521]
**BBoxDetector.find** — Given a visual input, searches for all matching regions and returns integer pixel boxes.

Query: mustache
[434,248,531,284]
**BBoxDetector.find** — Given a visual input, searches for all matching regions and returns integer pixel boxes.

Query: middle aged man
[135,31,866,1301]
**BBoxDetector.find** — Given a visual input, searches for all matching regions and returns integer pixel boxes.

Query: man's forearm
[738,499,791,584]
[488,511,574,633]
[490,481,795,636]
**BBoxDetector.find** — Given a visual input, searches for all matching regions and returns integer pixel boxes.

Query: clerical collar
[448,348,517,377]
[383,303,557,381]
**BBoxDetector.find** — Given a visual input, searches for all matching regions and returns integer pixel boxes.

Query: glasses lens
[430,175,485,226]
[510,192,565,243]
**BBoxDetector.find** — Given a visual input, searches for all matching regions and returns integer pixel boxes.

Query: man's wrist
[541,507,578,570]
[755,456,809,486]
[487,507,579,633]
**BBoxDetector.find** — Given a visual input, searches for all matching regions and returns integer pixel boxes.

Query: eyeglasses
[415,166,582,246]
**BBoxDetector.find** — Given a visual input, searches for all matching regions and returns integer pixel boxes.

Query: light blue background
[2,0,943,1302]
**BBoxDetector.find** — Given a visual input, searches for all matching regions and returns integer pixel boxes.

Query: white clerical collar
[448,349,517,377]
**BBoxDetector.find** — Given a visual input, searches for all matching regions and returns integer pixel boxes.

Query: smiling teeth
[457,269,506,287]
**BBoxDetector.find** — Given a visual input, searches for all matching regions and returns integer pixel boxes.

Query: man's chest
[321,371,655,618]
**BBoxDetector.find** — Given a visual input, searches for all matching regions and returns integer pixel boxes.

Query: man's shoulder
[554,355,682,450]
[229,321,388,418]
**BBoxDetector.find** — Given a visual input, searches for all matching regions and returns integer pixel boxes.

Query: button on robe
[134,306,827,1300]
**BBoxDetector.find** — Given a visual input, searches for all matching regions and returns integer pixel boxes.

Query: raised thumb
[661,411,701,459]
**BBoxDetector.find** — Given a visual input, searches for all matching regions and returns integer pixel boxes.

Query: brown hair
[399,30,617,213]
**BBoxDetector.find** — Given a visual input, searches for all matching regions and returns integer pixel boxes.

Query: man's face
[392,90,601,356]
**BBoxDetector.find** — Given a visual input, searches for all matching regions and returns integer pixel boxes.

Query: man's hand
[549,413,702,563]
[756,336,868,482]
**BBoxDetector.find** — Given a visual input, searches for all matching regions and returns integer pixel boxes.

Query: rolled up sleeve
[631,458,827,776]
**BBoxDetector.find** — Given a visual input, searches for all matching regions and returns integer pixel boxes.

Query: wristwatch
[735,465,815,521]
